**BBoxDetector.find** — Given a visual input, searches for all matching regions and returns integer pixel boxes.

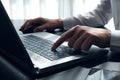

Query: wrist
[56,19,64,30]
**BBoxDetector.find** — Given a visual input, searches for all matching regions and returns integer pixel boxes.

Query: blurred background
[1,0,100,19]
[1,0,114,31]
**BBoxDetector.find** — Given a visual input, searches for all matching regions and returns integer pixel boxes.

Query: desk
[0,19,120,80]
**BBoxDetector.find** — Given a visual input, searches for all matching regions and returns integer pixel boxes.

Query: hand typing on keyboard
[20,17,63,33]
[21,35,82,61]
[20,17,110,52]
[52,25,110,51]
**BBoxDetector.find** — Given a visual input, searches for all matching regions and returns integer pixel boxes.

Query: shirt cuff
[110,30,120,52]
[62,17,82,30]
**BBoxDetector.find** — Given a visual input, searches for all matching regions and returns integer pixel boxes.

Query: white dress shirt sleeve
[62,0,112,30]
[110,0,120,52]
[111,31,120,52]
[62,0,120,52]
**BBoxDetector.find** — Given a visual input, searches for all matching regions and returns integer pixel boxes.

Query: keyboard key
[20,35,76,61]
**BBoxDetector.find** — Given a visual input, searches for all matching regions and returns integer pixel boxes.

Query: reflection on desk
[0,56,30,80]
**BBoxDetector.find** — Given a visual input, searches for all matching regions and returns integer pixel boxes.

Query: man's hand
[52,25,111,51]
[20,17,63,32]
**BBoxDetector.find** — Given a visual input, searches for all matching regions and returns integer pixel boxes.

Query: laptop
[0,0,108,79]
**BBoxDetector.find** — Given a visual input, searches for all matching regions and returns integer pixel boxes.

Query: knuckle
[74,25,80,30]
[38,17,43,20]
[74,25,87,33]
[26,20,32,24]
[89,33,96,39]
[85,31,94,37]
[61,33,66,37]
[26,19,32,22]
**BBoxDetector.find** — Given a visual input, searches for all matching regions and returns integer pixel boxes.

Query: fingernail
[51,44,57,51]
[51,46,55,51]
[19,29,22,31]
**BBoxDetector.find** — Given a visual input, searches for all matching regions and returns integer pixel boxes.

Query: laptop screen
[0,1,34,70]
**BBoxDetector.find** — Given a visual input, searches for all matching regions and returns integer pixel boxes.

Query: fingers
[20,18,46,31]
[52,26,94,51]
[70,33,93,51]
[72,32,87,50]
[81,36,93,51]
[20,20,32,31]
[51,27,75,50]
[68,28,84,48]
[33,23,52,32]
[67,26,92,50]
[52,25,110,51]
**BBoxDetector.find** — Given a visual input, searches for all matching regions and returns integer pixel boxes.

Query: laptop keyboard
[21,35,76,61]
